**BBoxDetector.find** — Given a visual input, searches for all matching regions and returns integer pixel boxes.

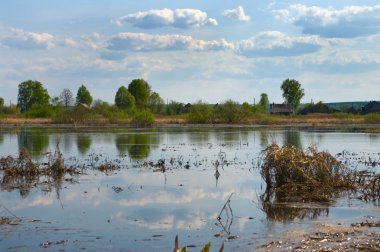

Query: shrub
[132,110,155,127]
[25,104,55,118]
[187,100,214,123]
[53,105,109,125]
[215,99,243,123]
[92,100,131,123]
[1,105,20,115]
[166,100,185,115]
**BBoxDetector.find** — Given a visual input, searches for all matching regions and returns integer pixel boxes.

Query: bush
[166,101,185,115]
[215,99,243,123]
[1,105,20,115]
[187,100,214,123]
[92,100,131,123]
[132,110,155,127]
[53,105,109,125]
[25,104,55,118]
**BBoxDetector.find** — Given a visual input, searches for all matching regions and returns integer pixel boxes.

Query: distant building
[362,101,380,114]
[269,103,292,115]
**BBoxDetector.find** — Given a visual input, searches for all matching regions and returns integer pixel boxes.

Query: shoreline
[1,119,380,131]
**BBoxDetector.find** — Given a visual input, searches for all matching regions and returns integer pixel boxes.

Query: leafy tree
[60,89,74,107]
[0,97,4,107]
[128,79,151,108]
[281,79,305,114]
[259,93,269,113]
[148,92,164,113]
[76,85,93,106]
[17,80,50,112]
[115,86,136,110]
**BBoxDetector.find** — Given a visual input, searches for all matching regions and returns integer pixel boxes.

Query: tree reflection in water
[259,189,329,222]
[77,134,92,156]
[284,129,302,149]
[116,132,159,160]
[17,129,49,158]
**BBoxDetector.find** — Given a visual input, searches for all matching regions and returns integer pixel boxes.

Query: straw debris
[260,144,353,202]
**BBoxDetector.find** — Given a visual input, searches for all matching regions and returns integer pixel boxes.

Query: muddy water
[0,127,379,251]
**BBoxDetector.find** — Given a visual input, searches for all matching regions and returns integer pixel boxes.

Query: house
[269,103,292,115]
[362,101,380,114]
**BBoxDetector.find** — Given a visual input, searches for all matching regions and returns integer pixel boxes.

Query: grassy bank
[2,111,380,129]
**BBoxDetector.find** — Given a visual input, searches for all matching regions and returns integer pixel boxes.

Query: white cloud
[115,8,217,29]
[1,28,55,50]
[237,31,342,57]
[273,4,380,38]
[222,6,251,22]
[107,32,234,52]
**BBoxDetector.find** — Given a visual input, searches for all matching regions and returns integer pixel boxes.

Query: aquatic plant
[259,144,352,202]
[173,235,224,252]
[0,146,80,198]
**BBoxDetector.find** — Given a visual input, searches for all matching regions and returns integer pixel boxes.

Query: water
[0,126,379,251]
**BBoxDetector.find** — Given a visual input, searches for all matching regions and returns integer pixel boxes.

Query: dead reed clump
[260,144,353,202]
[96,163,120,175]
[0,146,80,197]
[0,148,39,178]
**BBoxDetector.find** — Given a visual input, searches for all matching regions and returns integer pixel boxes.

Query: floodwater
[0,126,379,251]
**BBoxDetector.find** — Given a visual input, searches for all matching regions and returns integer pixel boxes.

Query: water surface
[0,127,379,251]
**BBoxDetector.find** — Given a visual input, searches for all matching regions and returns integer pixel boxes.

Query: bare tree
[60,89,74,107]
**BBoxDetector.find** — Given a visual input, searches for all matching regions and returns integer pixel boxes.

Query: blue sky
[1,1,380,105]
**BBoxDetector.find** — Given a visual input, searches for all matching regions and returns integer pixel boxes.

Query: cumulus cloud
[222,6,251,21]
[1,28,55,50]
[237,31,341,57]
[115,8,218,29]
[107,32,234,52]
[273,4,380,38]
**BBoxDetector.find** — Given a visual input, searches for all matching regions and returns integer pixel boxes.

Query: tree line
[0,78,307,124]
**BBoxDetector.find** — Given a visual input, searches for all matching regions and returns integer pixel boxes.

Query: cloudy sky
[1,1,380,105]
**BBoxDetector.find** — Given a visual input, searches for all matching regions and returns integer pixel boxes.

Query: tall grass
[364,113,380,124]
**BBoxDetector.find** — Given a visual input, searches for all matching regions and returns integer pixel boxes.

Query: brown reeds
[0,146,80,197]
[260,144,353,202]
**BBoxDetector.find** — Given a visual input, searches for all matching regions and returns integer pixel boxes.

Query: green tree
[281,79,305,114]
[128,79,151,108]
[259,93,269,113]
[148,92,164,113]
[0,97,4,107]
[115,86,136,110]
[76,85,93,106]
[17,80,50,112]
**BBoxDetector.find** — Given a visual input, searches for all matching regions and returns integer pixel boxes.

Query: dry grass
[0,117,52,124]
[259,144,353,202]
[0,146,80,197]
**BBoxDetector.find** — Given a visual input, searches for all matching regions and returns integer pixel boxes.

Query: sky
[1,0,380,105]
